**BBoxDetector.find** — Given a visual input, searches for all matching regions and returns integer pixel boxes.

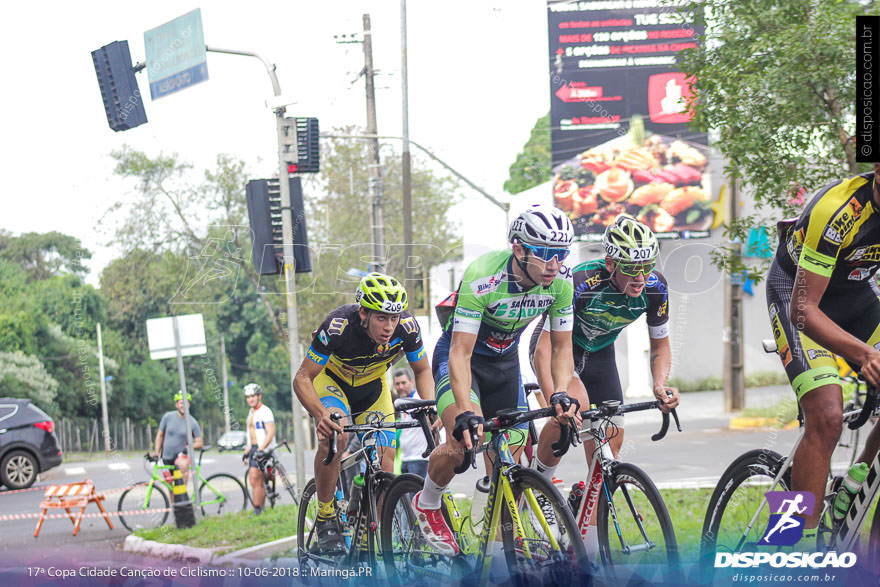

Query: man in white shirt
[242,383,275,516]
[394,369,429,479]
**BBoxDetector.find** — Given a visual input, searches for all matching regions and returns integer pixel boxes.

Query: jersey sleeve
[307,311,349,365]
[398,314,427,363]
[261,406,275,424]
[645,271,670,339]
[799,182,868,277]
[547,265,574,332]
[450,263,488,335]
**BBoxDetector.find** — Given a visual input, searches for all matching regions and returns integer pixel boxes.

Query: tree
[0,230,90,281]
[504,113,552,195]
[674,0,878,277]
[0,351,57,405]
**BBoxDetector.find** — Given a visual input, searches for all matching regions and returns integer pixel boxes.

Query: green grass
[136,504,298,554]
[661,487,712,562]
[738,397,799,425]
[669,370,789,393]
[63,450,143,462]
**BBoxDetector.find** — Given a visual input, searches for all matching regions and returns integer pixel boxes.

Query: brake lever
[322,413,342,465]
[453,428,480,474]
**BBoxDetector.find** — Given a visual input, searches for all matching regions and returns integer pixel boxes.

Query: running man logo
[760,491,816,546]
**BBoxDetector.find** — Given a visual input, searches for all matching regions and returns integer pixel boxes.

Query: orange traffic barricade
[34,479,113,537]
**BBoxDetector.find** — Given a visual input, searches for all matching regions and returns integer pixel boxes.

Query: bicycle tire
[502,467,588,584]
[243,469,268,508]
[118,481,169,531]
[596,461,678,567]
[380,473,470,581]
[245,463,295,509]
[700,449,791,562]
[199,473,247,516]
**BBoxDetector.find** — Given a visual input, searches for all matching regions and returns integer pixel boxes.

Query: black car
[0,398,62,489]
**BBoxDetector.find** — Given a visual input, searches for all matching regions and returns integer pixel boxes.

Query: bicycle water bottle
[833,462,869,520]
[567,481,586,515]
[471,475,490,528]
[347,474,364,515]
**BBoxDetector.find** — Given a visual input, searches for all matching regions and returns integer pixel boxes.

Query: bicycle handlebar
[579,398,682,441]
[848,383,878,430]
[322,403,439,466]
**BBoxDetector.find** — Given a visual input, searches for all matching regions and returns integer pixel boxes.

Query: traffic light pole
[204,45,307,495]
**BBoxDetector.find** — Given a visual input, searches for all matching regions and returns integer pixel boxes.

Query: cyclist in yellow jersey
[766,163,880,540]
[293,273,434,552]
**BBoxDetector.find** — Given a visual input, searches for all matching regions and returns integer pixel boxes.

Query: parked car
[217,430,248,451]
[0,398,62,489]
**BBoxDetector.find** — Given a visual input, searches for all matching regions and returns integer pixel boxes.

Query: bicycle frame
[138,452,222,510]
[572,421,614,538]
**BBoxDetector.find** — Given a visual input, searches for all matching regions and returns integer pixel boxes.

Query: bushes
[668,370,788,393]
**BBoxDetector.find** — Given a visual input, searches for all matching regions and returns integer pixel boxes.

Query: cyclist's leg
[767,263,842,530]
[350,376,396,474]
[577,344,626,457]
[247,450,266,509]
[476,353,529,469]
[313,370,352,503]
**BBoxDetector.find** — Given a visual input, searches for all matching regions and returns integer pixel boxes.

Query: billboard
[548,0,713,239]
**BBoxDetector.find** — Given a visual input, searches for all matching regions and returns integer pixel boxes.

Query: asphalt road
[0,386,868,572]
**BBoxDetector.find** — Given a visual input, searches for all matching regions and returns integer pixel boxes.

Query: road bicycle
[242,440,298,510]
[380,399,587,583]
[570,398,681,568]
[700,339,880,563]
[117,447,248,531]
[297,398,437,572]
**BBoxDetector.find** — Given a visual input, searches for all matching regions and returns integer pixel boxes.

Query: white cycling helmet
[508,204,574,247]
[243,383,262,397]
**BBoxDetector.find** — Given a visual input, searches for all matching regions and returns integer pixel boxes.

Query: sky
[1,1,550,283]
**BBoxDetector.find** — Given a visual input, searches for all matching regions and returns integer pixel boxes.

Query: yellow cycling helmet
[355,272,408,314]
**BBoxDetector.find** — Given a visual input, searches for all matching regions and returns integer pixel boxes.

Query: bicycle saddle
[393,397,437,411]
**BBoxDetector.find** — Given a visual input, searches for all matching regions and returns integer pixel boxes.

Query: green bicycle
[117,447,248,531]
[380,401,587,583]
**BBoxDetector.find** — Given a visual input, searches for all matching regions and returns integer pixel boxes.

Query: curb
[729,417,798,430]
[122,533,298,566]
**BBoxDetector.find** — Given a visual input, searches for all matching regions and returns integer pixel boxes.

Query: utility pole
[221,335,230,434]
[363,13,385,272]
[724,176,745,411]
[97,323,111,454]
[400,1,413,290]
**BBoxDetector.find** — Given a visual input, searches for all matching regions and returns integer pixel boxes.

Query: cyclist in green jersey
[411,204,580,556]
[530,214,680,555]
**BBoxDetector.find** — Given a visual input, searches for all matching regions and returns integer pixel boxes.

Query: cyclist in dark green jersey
[530,214,680,556]
[411,204,580,556]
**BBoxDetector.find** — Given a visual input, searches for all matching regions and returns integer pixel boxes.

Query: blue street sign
[144,9,208,100]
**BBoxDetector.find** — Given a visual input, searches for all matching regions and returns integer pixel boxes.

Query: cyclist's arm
[192,436,203,451]
[548,329,573,396]
[448,331,478,413]
[153,429,164,458]
[532,328,556,403]
[791,266,880,386]
[409,355,435,402]
[259,422,275,451]
[293,357,343,439]
[649,336,679,411]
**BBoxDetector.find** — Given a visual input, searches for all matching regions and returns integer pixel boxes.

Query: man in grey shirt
[153,391,203,481]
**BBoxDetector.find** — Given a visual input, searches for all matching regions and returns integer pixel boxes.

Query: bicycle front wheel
[700,449,790,561]
[380,473,470,581]
[118,481,169,531]
[502,467,588,583]
[199,473,247,516]
[596,462,678,567]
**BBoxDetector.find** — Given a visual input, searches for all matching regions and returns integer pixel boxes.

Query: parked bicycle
[117,447,247,531]
[700,339,880,562]
[242,440,298,510]
[380,401,587,583]
[297,398,437,571]
[571,398,680,568]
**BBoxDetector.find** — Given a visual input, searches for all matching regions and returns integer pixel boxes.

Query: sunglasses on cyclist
[615,260,656,277]
[521,243,571,263]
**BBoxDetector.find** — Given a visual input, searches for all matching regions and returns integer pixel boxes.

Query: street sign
[146,314,206,360]
[144,9,208,100]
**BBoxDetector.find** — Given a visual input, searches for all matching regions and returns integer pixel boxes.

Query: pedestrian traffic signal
[290,117,320,174]
[91,41,148,132]
[245,177,312,275]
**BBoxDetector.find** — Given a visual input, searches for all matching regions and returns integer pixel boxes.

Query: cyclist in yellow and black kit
[293,272,435,552]
[766,163,880,542]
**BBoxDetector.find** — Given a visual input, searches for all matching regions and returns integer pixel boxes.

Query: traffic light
[91,41,148,132]
[245,178,312,276]
[288,118,320,174]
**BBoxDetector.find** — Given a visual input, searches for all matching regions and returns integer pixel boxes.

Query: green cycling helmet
[174,390,192,403]
[603,214,659,263]
[355,272,408,314]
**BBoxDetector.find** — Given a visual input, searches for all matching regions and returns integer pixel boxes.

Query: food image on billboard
[548,0,713,238]
[553,125,713,236]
